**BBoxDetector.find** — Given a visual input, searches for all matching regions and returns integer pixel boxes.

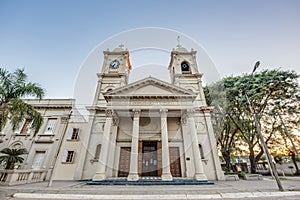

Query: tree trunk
[222,149,232,172]
[5,161,14,170]
[255,148,264,164]
[249,147,256,174]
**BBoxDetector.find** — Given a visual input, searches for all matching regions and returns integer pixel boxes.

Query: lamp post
[243,61,284,191]
[48,111,72,187]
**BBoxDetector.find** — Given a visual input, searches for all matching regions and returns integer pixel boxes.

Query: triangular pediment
[104,76,196,99]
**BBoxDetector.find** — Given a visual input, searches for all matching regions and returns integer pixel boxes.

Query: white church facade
[0,45,224,182]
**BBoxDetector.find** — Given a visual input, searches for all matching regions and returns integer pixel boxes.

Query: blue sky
[0,0,299,98]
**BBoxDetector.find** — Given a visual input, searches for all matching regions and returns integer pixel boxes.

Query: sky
[0,0,299,99]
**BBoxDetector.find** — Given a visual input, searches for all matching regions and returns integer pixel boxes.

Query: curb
[13,191,300,199]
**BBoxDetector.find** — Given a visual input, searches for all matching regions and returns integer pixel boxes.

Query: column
[160,109,173,181]
[92,110,113,181]
[107,117,119,177]
[187,109,207,181]
[127,109,140,181]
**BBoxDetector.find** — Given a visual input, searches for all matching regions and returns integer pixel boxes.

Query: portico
[92,77,208,181]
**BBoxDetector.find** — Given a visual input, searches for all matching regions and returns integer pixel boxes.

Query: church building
[0,44,224,182]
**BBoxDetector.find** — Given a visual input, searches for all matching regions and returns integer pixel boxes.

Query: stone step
[87,178,213,185]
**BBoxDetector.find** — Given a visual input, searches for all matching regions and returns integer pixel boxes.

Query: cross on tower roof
[177,36,182,47]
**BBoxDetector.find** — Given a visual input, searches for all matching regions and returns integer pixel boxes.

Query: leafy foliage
[205,69,300,173]
[0,147,28,169]
[0,68,45,134]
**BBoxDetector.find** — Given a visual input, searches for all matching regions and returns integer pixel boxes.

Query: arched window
[181,61,190,73]
[94,144,102,160]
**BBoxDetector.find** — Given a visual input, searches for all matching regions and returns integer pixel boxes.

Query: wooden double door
[118,141,181,177]
[141,141,159,176]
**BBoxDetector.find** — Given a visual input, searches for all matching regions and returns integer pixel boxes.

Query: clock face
[181,62,190,71]
[110,60,120,69]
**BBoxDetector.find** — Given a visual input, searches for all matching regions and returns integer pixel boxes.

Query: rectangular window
[32,151,45,170]
[20,119,33,135]
[199,144,205,159]
[67,128,80,140]
[44,118,57,134]
[62,150,75,163]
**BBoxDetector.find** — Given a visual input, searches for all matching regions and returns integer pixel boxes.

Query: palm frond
[0,68,45,133]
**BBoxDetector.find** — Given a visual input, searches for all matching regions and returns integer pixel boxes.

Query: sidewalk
[1,176,300,199]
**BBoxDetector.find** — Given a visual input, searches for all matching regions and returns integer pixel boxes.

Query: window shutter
[27,120,33,134]
[62,150,68,162]
[67,128,73,140]
[71,151,75,163]
[76,128,80,140]
[15,121,23,134]
[44,118,57,134]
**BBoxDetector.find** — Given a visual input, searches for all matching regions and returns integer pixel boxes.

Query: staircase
[87,177,213,185]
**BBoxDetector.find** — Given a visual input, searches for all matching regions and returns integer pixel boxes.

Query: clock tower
[168,45,207,106]
[92,45,132,107]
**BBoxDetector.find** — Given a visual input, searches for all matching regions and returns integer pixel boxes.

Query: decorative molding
[60,116,69,124]
[180,113,187,125]
[104,76,196,97]
[132,109,141,118]
[112,117,119,126]
[186,109,195,117]
[109,99,192,106]
[105,109,114,117]
[159,109,168,118]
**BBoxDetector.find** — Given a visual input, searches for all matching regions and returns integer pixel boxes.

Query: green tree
[0,147,28,169]
[0,68,45,134]
[206,69,300,173]
[204,84,239,172]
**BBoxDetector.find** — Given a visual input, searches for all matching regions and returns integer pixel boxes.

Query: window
[20,119,32,135]
[62,150,75,163]
[67,128,80,140]
[32,151,45,169]
[94,144,102,160]
[199,144,205,159]
[181,61,191,74]
[44,118,57,134]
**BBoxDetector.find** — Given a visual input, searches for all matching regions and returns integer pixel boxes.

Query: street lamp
[243,61,284,191]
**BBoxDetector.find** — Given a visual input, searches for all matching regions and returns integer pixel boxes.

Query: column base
[92,173,106,181]
[194,173,208,181]
[161,173,173,181]
[127,173,139,181]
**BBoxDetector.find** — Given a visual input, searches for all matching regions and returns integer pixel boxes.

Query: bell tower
[168,44,207,106]
[92,45,132,107]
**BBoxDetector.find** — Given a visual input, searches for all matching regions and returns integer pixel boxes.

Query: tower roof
[174,45,188,52]
[112,44,125,52]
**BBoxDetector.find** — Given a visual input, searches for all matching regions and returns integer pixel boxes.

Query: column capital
[186,108,195,116]
[159,109,168,117]
[181,109,195,124]
[132,109,141,118]
[112,117,119,126]
[105,109,114,117]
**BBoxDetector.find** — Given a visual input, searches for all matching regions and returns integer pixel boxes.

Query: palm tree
[0,147,28,169]
[0,68,45,135]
